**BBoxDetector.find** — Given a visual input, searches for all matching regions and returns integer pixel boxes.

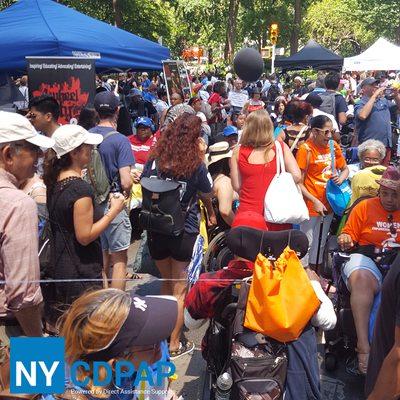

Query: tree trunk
[290,0,301,54]
[112,0,123,27]
[208,48,213,65]
[224,0,240,62]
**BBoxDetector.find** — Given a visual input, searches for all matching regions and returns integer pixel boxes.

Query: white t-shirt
[313,108,340,132]
[228,90,249,109]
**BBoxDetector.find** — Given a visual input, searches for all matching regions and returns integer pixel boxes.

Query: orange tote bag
[244,246,321,342]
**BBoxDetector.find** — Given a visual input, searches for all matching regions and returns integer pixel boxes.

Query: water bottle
[215,372,233,400]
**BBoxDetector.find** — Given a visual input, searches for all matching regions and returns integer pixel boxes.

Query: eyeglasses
[363,157,381,164]
[314,128,334,135]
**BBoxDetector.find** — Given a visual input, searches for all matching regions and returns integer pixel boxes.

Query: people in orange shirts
[338,166,400,374]
[296,115,349,270]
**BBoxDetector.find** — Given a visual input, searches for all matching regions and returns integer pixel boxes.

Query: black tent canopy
[275,40,343,71]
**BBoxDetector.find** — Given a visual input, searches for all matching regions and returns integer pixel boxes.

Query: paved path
[126,244,366,399]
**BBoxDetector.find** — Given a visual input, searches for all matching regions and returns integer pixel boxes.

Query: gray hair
[358,139,386,161]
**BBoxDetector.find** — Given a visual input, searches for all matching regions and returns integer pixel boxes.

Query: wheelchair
[323,242,399,373]
[199,227,310,399]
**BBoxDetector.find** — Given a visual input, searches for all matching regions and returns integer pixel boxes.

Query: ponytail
[42,149,72,195]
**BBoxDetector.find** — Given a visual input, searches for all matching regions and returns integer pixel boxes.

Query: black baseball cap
[304,93,323,108]
[85,293,178,361]
[94,91,119,113]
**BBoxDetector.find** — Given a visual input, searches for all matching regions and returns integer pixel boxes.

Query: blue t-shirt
[142,161,213,234]
[89,126,135,192]
[355,96,392,146]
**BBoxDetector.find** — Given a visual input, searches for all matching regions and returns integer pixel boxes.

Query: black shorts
[147,231,197,262]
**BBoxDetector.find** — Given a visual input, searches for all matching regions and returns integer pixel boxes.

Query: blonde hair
[59,289,131,398]
[240,109,274,149]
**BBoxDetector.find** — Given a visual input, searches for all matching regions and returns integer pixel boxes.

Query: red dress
[232,142,291,231]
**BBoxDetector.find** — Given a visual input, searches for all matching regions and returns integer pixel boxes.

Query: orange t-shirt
[341,197,400,249]
[296,139,346,216]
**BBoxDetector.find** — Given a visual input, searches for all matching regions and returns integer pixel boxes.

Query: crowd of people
[1,66,400,399]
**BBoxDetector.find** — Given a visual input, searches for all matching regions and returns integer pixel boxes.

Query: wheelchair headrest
[226,227,309,261]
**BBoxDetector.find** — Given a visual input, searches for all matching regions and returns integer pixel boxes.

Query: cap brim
[376,179,399,191]
[130,295,177,346]
[26,133,55,149]
[83,133,103,146]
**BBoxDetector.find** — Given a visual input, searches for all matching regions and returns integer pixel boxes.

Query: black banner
[27,57,96,124]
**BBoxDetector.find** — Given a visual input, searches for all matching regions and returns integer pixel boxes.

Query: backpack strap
[329,139,336,174]
[102,130,119,141]
[289,125,309,152]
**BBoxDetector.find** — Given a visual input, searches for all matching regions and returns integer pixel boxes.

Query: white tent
[343,38,400,71]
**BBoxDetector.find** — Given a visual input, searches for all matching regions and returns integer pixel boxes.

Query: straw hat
[206,141,232,167]
[376,166,400,191]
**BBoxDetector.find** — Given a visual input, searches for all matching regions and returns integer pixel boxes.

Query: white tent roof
[343,38,400,71]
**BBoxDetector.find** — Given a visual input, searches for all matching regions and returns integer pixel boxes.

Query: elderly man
[355,77,400,165]
[228,78,249,113]
[0,111,54,345]
[292,76,307,97]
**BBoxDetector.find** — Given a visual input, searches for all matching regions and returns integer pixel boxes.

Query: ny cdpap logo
[10,337,175,394]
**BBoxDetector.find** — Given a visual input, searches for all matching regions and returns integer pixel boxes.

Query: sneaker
[170,341,195,360]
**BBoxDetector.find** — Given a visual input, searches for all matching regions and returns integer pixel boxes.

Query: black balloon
[233,48,264,82]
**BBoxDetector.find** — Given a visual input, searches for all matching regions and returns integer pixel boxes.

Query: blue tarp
[0,0,170,73]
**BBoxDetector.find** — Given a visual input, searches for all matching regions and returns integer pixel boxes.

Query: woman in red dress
[230,109,301,230]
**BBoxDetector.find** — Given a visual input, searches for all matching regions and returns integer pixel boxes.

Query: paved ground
[126,243,366,400]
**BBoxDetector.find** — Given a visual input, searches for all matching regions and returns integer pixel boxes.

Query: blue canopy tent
[0,0,170,73]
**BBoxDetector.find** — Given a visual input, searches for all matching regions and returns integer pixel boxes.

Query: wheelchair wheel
[202,231,233,272]
[324,352,338,372]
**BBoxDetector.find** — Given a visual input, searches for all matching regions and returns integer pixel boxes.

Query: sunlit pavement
[126,244,366,399]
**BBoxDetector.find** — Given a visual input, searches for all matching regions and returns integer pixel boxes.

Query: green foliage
[1,0,399,60]
[358,0,400,44]
[302,0,375,56]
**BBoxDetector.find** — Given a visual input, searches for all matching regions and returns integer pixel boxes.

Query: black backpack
[229,280,287,399]
[139,176,187,237]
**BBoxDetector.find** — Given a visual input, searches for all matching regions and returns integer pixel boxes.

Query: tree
[303,0,374,56]
[358,1,400,45]
[290,0,301,54]
[224,0,240,62]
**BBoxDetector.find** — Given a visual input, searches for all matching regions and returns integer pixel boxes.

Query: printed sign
[27,57,96,124]
[162,60,192,105]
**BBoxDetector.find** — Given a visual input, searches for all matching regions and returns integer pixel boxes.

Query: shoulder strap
[289,125,308,152]
[304,143,312,174]
[274,141,285,175]
[102,130,119,141]
[329,139,335,174]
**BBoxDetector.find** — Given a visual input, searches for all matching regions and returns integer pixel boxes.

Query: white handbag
[264,141,309,224]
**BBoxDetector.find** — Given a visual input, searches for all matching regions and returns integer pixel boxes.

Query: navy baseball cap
[94,91,119,113]
[85,293,178,361]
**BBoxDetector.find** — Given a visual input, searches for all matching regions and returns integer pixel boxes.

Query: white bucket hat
[0,111,55,148]
[206,141,232,167]
[52,124,103,158]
